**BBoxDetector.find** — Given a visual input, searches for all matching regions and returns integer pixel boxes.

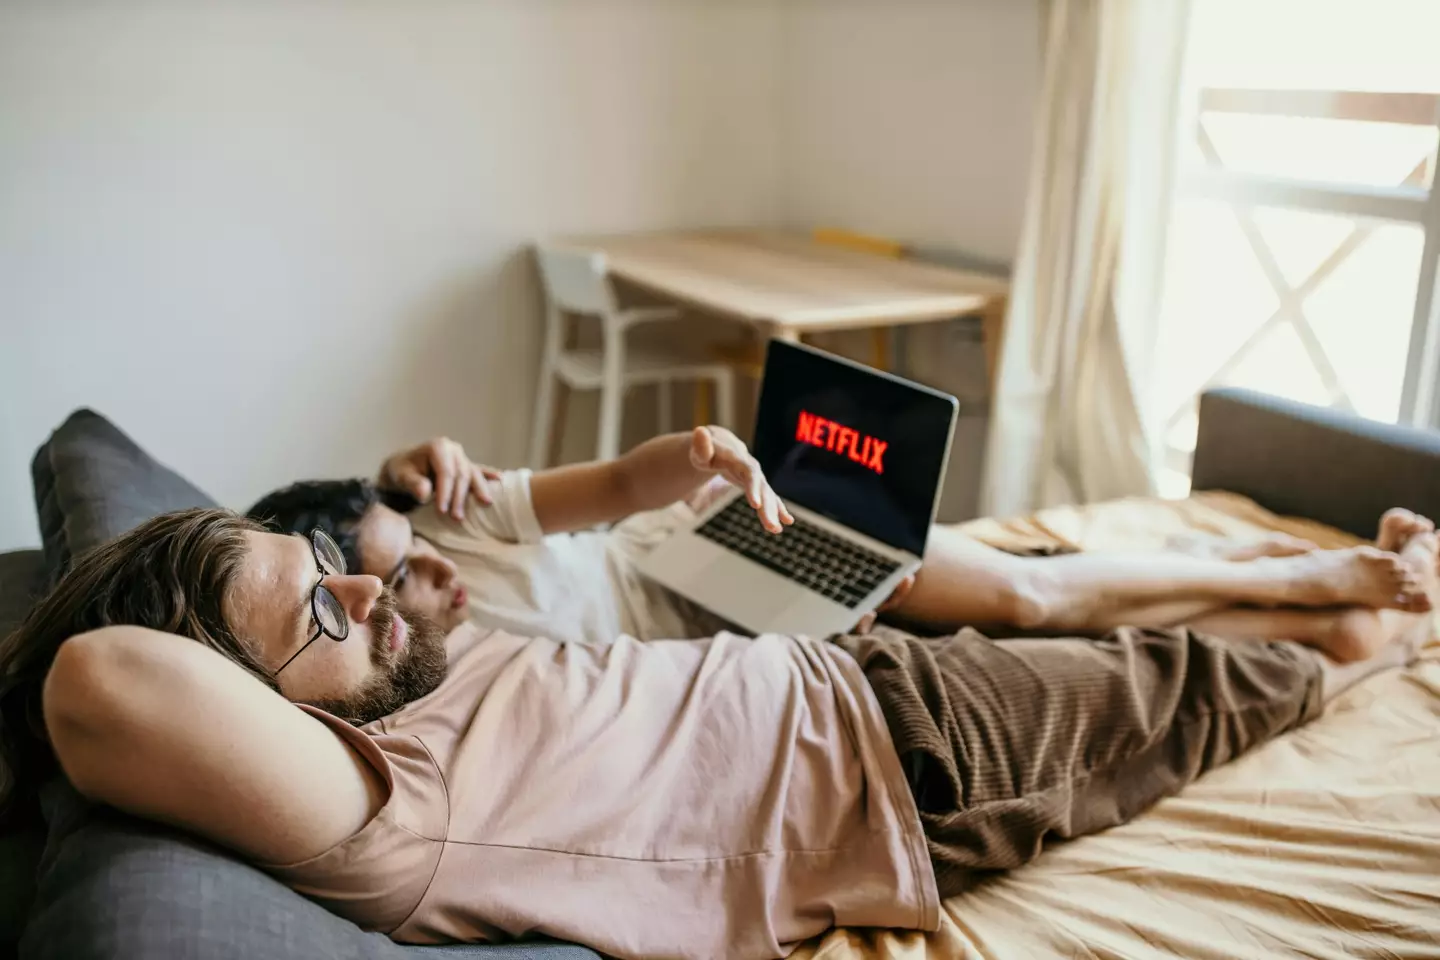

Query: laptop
[638,339,959,637]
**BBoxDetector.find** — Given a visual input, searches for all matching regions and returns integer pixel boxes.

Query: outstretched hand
[852,574,917,634]
[379,437,503,520]
[689,426,795,534]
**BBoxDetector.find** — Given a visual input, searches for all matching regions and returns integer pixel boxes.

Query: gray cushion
[0,824,43,951]
[0,551,45,641]
[21,781,599,960]
[30,410,217,584]
[0,552,49,947]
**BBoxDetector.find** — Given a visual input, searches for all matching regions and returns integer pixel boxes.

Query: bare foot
[1166,532,1318,561]
[1395,531,1439,662]
[1278,546,1431,612]
[1320,531,1438,662]
[1376,508,1434,553]
[1321,608,1385,663]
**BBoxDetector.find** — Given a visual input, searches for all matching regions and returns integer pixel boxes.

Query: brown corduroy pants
[835,625,1324,898]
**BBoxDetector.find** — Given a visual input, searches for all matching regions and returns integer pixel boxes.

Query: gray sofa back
[1193,388,1440,539]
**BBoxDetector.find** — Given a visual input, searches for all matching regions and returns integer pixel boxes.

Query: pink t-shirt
[265,625,938,960]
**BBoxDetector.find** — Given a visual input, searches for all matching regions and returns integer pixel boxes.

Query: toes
[1408,530,1440,559]
[1381,506,1414,528]
[1371,548,1406,573]
[1378,553,1413,583]
[1378,508,1415,551]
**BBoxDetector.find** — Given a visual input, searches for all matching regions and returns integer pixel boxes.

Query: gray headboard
[1192,388,1440,539]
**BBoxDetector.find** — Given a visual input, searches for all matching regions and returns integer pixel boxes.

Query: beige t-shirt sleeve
[412,469,544,546]
[259,706,449,935]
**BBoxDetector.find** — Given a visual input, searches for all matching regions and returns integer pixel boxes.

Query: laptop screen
[751,340,958,557]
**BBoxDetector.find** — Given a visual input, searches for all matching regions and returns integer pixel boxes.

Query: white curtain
[981,0,1192,516]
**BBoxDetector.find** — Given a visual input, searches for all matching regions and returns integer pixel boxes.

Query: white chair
[529,245,736,467]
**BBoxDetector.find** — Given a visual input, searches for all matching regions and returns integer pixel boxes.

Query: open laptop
[638,339,958,637]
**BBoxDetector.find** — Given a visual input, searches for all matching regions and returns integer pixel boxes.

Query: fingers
[747,483,795,535]
[725,453,792,535]
[433,443,458,518]
[699,427,792,535]
[745,459,765,511]
[878,574,916,612]
[469,464,494,506]
[448,448,471,521]
[757,484,782,534]
[690,426,715,470]
[391,460,434,503]
[853,575,916,637]
[391,437,501,520]
[447,447,502,518]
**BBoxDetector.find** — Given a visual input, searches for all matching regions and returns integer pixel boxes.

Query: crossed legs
[891,508,1435,662]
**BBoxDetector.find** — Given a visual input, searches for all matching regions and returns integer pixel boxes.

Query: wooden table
[557,229,1010,384]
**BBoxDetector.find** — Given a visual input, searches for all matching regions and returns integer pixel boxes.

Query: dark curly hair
[246,480,417,574]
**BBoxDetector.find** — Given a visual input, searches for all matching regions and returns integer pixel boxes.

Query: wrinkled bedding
[794,493,1440,959]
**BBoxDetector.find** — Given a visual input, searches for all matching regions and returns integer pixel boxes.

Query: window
[1151,0,1440,497]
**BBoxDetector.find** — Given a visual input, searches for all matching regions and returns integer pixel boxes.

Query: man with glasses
[270,527,447,723]
[12,502,1436,958]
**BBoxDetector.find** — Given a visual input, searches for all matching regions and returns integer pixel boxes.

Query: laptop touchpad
[695,555,791,632]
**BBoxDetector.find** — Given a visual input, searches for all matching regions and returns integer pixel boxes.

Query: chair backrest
[811,227,905,259]
[535,245,617,315]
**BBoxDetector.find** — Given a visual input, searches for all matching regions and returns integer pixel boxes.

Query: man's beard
[306,590,449,726]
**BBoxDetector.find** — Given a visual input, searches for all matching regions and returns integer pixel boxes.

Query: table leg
[657,380,673,434]
[980,296,1008,394]
[869,328,891,371]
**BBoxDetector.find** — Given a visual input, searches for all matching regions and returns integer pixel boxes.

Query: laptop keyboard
[695,498,903,608]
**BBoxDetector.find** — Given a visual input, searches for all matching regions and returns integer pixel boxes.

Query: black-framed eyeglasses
[276,528,351,675]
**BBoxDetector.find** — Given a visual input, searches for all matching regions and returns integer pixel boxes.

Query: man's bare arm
[44,627,384,865]
[530,427,793,535]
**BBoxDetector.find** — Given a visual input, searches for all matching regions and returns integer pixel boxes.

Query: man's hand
[852,574,917,634]
[689,427,795,534]
[530,427,794,537]
[379,437,502,521]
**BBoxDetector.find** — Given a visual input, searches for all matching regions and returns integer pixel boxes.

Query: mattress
[792,493,1440,959]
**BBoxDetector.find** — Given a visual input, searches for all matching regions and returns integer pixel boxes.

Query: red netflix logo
[796,410,887,474]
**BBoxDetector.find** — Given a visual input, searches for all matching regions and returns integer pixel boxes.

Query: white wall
[0,0,1039,548]
[777,0,1039,261]
[776,0,1040,519]
[0,0,781,548]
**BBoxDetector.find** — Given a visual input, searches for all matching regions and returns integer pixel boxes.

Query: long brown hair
[0,508,273,822]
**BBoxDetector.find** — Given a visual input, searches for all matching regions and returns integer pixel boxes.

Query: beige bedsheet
[793,493,1440,959]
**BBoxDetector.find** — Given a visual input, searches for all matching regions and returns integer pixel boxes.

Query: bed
[793,391,1440,959]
